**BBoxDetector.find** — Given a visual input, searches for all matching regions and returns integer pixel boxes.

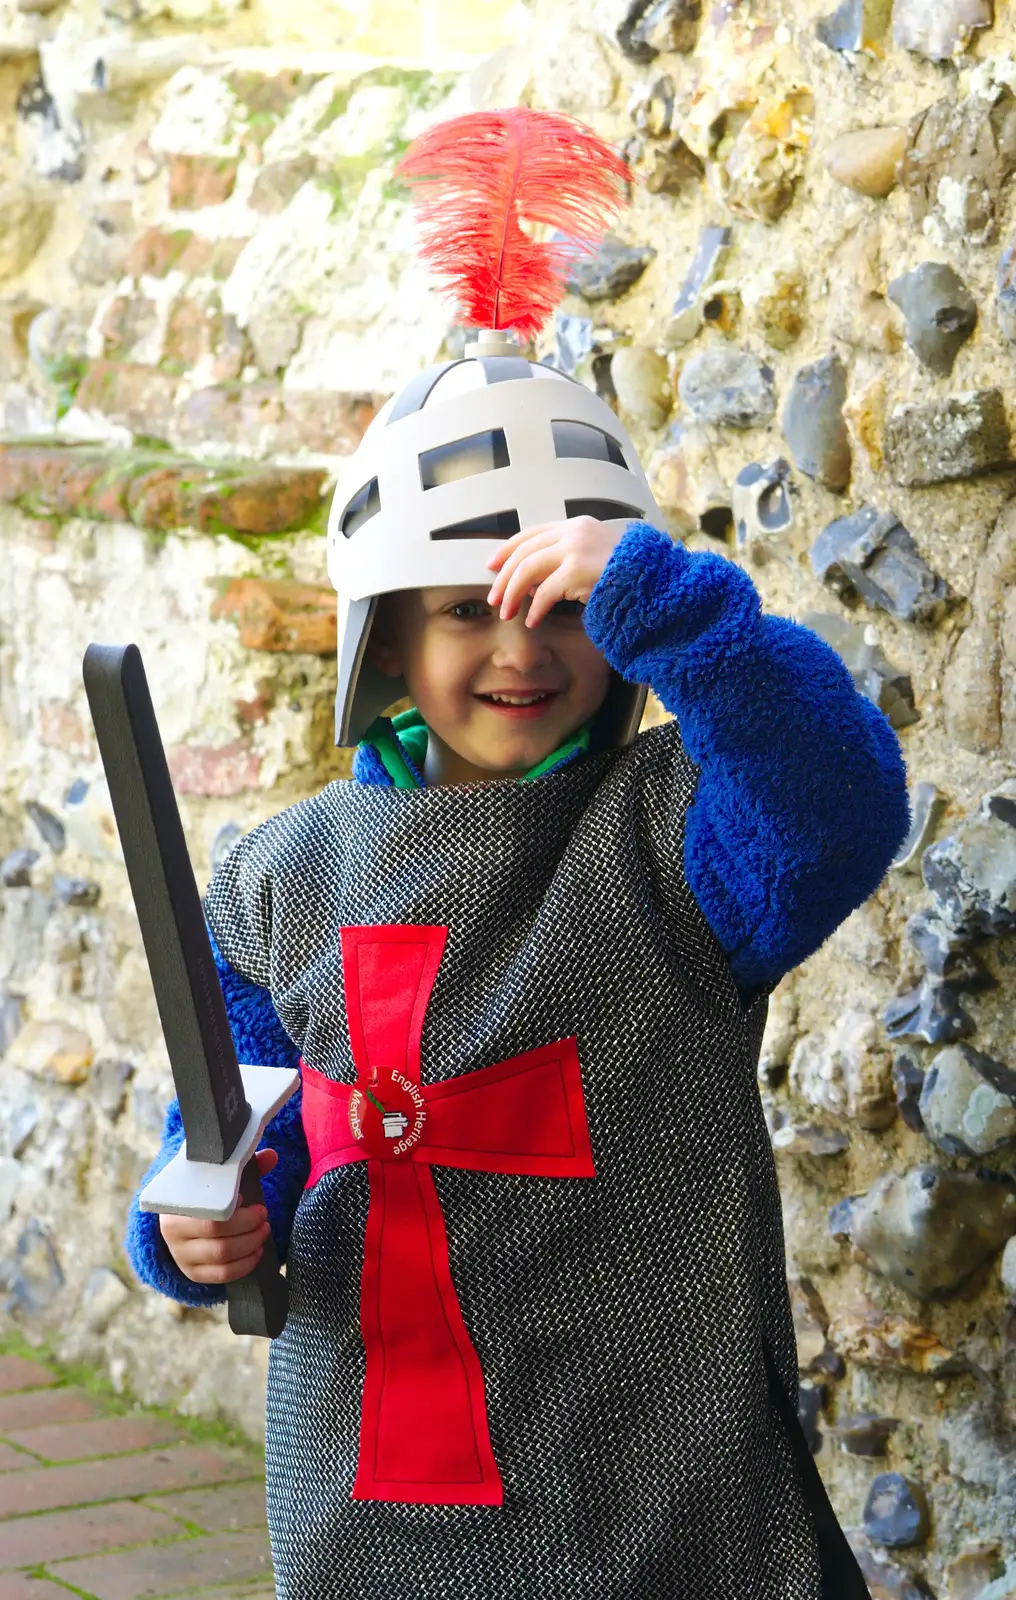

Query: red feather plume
[395,108,631,341]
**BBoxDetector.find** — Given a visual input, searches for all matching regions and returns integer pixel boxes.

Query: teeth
[488,693,547,706]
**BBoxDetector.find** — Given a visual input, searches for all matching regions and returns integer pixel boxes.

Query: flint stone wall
[3,0,1016,1590]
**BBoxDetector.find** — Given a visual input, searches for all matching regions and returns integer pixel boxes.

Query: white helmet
[326,329,662,748]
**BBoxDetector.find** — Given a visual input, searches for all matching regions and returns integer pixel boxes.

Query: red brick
[0,1359,57,1396]
[0,1448,34,1475]
[75,362,178,441]
[177,382,377,456]
[0,1445,259,1518]
[176,235,248,279]
[0,1390,98,1432]
[37,701,91,756]
[0,1576,78,1600]
[0,1499,171,1568]
[123,466,192,530]
[195,466,327,535]
[167,741,261,798]
[51,1530,272,1599]
[3,1416,182,1464]
[169,154,239,210]
[126,228,193,279]
[141,1480,266,1533]
[212,577,336,653]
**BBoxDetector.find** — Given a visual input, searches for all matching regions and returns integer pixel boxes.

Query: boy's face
[368,587,613,781]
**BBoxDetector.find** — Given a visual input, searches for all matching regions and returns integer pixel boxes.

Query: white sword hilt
[139,1063,300,1222]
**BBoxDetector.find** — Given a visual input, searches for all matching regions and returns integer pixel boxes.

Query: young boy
[125,112,908,1600]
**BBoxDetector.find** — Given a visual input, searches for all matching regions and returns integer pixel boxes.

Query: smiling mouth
[475,690,560,717]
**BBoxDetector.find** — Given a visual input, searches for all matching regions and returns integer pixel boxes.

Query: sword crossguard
[139,1063,299,1221]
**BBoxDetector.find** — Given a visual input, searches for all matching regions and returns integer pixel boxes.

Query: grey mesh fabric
[203,720,823,1600]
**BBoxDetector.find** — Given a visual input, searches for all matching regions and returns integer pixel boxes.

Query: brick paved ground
[0,1353,274,1599]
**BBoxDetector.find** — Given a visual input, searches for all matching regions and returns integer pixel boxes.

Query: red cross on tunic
[298,924,595,1507]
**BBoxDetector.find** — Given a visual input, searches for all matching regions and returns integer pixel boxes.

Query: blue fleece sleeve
[124,936,309,1306]
[583,522,911,1000]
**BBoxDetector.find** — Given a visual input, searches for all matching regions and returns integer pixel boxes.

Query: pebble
[893,0,993,60]
[210,821,244,874]
[0,995,24,1056]
[978,1560,1016,1600]
[771,1120,850,1157]
[948,1547,1006,1600]
[832,1413,900,1457]
[616,0,700,62]
[850,1535,937,1600]
[52,874,101,908]
[800,612,919,730]
[733,459,795,553]
[901,89,1016,248]
[666,225,731,347]
[830,1305,961,1376]
[891,785,946,874]
[80,1266,130,1333]
[744,267,806,351]
[789,1004,895,1131]
[826,127,908,199]
[565,233,656,301]
[923,786,1016,937]
[887,264,978,377]
[24,801,65,855]
[863,1473,931,1549]
[629,74,676,140]
[810,505,954,626]
[844,1165,1016,1297]
[610,345,672,427]
[905,909,989,987]
[6,1019,93,1085]
[883,976,975,1046]
[0,1219,64,1317]
[816,0,893,53]
[90,1057,135,1122]
[678,347,776,429]
[1001,1235,1016,1299]
[788,1276,829,1369]
[0,850,39,888]
[920,1044,1016,1157]
[798,1383,824,1454]
[885,391,1013,488]
[782,355,851,491]
[997,237,1016,348]
[892,1051,926,1133]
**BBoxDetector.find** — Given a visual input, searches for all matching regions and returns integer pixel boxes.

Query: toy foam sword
[82,643,298,1338]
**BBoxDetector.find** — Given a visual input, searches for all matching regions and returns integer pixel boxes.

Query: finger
[487,531,558,607]
[160,1205,268,1242]
[525,570,571,629]
[486,523,560,572]
[176,1219,272,1269]
[499,550,561,621]
[188,1246,266,1286]
[255,1147,279,1175]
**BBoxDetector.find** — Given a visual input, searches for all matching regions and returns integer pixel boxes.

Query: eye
[447,600,490,621]
[550,599,585,617]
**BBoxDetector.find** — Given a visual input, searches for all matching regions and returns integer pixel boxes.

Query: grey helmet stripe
[476,356,534,385]
[386,355,535,426]
[386,360,468,424]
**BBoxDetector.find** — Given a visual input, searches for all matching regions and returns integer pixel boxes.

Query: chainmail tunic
[204,720,823,1600]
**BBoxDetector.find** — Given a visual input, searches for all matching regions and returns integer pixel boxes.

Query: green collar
[363,708,591,790]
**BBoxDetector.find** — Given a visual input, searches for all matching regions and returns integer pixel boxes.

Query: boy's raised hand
[158,1147,278,1285]
[486,516,620,628]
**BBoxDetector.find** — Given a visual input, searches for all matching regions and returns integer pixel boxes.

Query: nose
[490,611,554,674]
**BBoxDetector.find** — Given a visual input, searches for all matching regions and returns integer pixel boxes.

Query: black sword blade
[83,643,249,1164]
[83,642,288,1339]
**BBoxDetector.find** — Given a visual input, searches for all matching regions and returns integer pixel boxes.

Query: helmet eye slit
[419,429,511,490]
[565,499,643,522]
[552,420,629,469]
[430,510,522,541]
[339,477,381,539]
